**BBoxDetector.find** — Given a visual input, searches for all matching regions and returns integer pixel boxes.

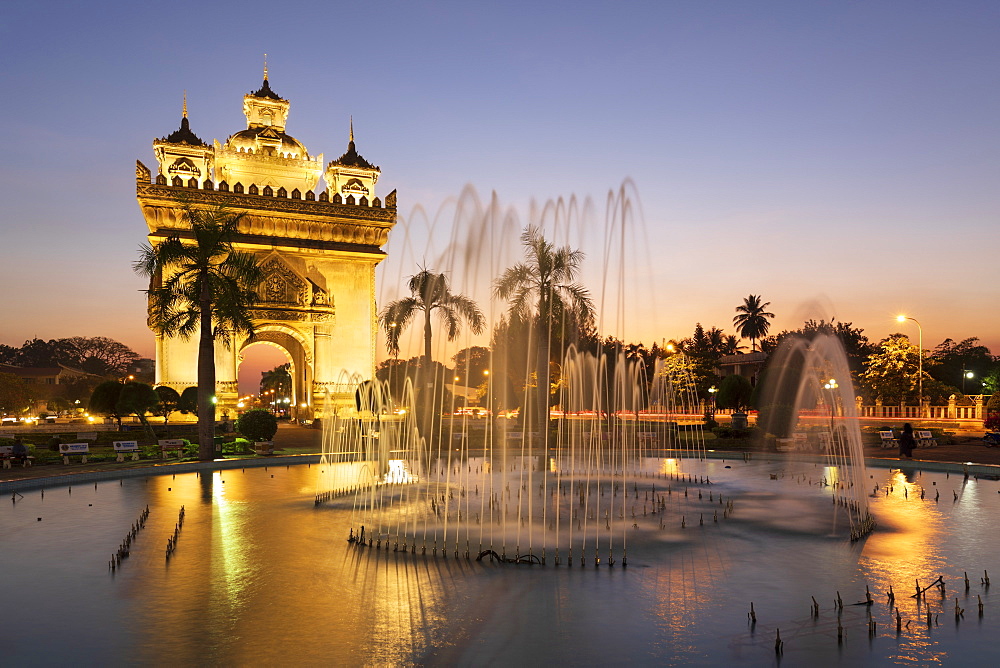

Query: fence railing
[856,395,990,423]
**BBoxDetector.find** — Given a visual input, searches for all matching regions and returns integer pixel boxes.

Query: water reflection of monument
[136,67,397,419]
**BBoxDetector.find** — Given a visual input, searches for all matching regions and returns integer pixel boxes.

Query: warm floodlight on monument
[136,71,397,422]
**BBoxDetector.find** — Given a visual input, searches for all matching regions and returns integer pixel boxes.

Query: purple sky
[2,1,998,392]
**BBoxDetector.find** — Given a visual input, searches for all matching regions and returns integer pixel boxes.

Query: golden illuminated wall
[136,124,396,419]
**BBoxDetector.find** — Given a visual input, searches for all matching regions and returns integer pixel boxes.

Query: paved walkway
[4,425,998,489]
[1,423,322,488]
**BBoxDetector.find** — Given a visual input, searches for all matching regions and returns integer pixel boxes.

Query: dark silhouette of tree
[134,204,264,460]
[153,386,182,423]
[117,381,159,439]
[260,363,291,397]
[89,381,124,429]
[722,335,746,355]
[717,374,753,411]
[929,338,994,393]
[760,319,875,389]
[494,226,594,429]
[178,387,199,414]
[0,372,32,415]
[379,269,485,435]
[380,269,485,366]
[733,295,775,352]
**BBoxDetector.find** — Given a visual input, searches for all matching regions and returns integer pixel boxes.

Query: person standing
[899,423,916,459]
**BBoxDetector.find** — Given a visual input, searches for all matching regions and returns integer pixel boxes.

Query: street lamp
[962,368,974,394]
[896,315,923,414]
[389,322,399,360]
[823,378,839,445]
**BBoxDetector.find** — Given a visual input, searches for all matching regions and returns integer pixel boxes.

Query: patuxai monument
[135,67,396,420]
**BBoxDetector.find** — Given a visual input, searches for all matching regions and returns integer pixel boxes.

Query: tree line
[377,226,998,422]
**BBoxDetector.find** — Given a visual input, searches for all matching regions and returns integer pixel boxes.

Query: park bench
[158,439,186,459]
[916,430,938,448]
[254,441,275,455]
[878,431,897,449]
[0,443,34,468]
[76,431,99,442]
[792,432,809,451]
[638,431,658,445]
[775,433,808,452]
[113,440,140,462]
[59,442,90,464]
[0,445,35,469]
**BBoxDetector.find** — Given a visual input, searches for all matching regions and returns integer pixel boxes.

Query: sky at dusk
[2,1,998,390]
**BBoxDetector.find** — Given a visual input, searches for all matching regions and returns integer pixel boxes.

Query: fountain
[756,332,876,540]
[316,345,721,566]
[315,186,873,563]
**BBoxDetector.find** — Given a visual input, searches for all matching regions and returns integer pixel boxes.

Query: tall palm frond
[733,294,775,352]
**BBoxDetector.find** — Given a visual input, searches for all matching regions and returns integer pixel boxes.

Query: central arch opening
[238,342,291,404]
[237,330,313,421]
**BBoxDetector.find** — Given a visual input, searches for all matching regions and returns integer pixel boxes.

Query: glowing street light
[962,368,975,394]
[824,378,839,430]
[896,315,923,413]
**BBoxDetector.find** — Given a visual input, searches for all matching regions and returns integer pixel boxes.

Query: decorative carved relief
[168,157,200,176]
[259,257,308,306]
[341,177,369,195]
[249,308,334,324]
[251,309,307,321]
[136,160,151,183]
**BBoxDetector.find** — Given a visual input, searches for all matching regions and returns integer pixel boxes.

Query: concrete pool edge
[1,454,323,494]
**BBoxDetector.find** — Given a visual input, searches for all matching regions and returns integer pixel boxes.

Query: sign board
[0,446,13,456]
[158,439,185,449]
[59,443,90,454]
[113,441,139,452]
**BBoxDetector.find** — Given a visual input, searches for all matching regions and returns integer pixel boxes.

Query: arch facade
[137,73,396,419]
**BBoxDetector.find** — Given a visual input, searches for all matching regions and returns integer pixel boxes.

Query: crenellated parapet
[136,160,396,250]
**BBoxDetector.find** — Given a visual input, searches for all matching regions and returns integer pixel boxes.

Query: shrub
[220,438,253,455]
[986,394,1000,430]
[236,409,278,441]
[717,375,753,411]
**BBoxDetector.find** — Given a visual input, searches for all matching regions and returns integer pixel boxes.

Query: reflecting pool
[4,458,999,666]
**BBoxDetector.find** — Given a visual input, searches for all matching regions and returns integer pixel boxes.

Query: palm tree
[733,294,775,352]
[134,204,264,460]
[494,225,594,429]
[380,269,486,366]
[722,335,746,355]
[380,269,485,435]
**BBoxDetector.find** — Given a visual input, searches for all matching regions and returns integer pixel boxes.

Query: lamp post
[824,378,838,425]
[962,368,974,394]
[896,315,923,416]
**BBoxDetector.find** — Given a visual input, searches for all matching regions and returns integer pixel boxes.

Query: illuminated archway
[238,326,312,420]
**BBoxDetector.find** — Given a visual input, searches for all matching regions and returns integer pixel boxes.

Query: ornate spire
[160,93,206,146]
[263,53,268,81]
[330,118,378,171]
